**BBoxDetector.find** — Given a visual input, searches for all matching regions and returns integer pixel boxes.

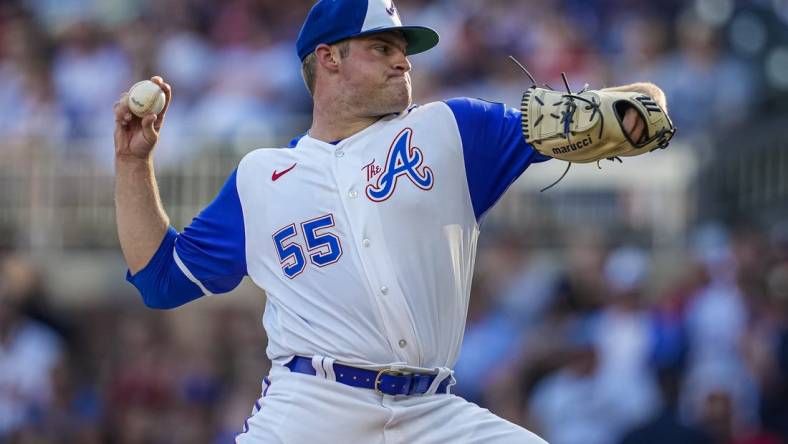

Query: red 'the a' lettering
[362,160,382,182]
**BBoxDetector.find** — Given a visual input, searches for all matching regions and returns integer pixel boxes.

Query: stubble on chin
[366,78,412,116]
[342,70,409,116]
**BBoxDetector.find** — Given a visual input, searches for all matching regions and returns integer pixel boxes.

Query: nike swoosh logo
[272,163,297,181]
[386,5,396,15]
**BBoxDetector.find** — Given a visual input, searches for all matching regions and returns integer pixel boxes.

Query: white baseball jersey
[128,98,549,371]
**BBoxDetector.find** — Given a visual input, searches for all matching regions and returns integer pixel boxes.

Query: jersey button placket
[328,147,411,360]
[333,140,422,364]
[355,196,423,363]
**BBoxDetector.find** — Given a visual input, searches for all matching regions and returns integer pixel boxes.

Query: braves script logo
[364,128,434,202]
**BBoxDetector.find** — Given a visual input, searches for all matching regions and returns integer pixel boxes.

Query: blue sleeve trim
[126,227,204,309]
[445,97,551,221]
[174,169,247,294]
[125,169,248,308]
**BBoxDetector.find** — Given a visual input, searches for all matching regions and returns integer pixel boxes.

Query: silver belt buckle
[374,368,411,396]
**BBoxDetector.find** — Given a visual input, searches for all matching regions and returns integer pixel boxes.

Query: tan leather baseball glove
[520,86,676,163]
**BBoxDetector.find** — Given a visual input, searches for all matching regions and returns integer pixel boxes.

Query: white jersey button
[335,150,345,158]
[348,190,358,198]
[398,339,407,348]
[362,238,370,247]
[380,285,389,295]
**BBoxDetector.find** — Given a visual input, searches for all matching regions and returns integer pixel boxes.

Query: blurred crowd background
[2,0,788,443]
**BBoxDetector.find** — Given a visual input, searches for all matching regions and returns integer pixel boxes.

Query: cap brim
[354,26,439,56]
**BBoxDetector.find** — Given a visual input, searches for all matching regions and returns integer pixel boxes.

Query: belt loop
[323,357,337,381]
[311,356,326,379]
[425,367,453,395]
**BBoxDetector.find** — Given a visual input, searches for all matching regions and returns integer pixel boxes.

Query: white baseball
[127,80,166,117]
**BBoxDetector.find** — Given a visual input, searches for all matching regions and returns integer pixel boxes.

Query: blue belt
[285,356,452,396]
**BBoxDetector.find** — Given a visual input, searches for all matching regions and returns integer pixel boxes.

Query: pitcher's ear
[315,44,341,71]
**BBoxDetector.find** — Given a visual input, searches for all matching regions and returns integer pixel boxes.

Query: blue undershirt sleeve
[445,97,551,221]
[126,169,247,309]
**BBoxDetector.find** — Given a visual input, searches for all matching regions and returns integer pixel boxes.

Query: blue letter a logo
[366,128,434,202]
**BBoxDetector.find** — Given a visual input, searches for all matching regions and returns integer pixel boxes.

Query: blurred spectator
[0,255,64,439]
[619,367,712,444]
[50,21,130,161]
[0,12,67,146]
[454,235,557,404]
[680,225,761,436]
[592,246,661,436]
[652,11,755,133]
[528,316,619,444]
[760,262,788,441]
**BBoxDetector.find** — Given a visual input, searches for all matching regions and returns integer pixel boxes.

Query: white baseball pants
[236,363,547,444]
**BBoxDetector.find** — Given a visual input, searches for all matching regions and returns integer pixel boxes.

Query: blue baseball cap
[296,0,439,61]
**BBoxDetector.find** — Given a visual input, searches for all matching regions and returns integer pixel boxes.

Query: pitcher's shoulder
[401,101,454,116]
[238,146,300,176]
[393,101,459,127]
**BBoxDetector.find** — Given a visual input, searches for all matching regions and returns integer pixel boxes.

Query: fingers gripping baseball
[113,76,172,160]
[150,76,172,129]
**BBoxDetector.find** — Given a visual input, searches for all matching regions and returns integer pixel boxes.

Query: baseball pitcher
[112,0,674,442]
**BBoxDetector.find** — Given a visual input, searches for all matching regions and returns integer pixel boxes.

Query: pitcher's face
[337,32,412,117]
